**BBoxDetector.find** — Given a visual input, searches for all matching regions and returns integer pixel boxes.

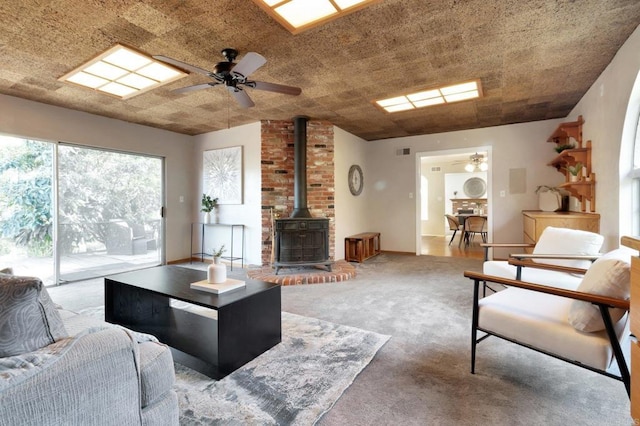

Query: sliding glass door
[57,145,164,283]
[0,134,164,285]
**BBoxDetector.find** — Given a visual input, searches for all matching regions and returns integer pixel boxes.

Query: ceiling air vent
[396,148,410,156]
[431,166,441,172]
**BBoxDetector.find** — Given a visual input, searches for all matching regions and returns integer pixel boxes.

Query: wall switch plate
[179,196,184,203]
[500,190,506,197]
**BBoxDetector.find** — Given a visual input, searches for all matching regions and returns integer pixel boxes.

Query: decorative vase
[203,211,211,224]
[570,174,579,182]
[214,208,219,224]
[538,190,562,212]
[207,257,226,284]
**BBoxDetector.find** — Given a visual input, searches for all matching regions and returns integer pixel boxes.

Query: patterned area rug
[78,307,389,425]
[176,312,389,425]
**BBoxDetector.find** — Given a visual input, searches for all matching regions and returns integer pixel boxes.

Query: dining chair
[463,215,487,246]
[445,214,464,246]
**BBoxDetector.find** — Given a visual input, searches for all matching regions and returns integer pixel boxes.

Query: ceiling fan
[452,152,488,172]
[153,48,302,108]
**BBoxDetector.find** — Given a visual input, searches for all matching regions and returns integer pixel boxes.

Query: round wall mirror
[463,177,486,198]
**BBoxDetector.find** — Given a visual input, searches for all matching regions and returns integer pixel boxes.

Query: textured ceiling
[1,0,639,141]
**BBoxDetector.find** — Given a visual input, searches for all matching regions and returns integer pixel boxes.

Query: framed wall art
[203,146,243,204]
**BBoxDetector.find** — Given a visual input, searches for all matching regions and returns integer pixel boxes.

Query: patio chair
[105,220,147,255]
[464,246,635,396]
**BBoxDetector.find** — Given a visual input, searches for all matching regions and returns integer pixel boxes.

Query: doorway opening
[415,147,492,258]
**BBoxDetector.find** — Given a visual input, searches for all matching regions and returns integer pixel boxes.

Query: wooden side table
[345,232,381,263]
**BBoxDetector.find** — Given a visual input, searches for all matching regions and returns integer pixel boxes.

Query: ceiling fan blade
[153,55,214,77]
[228,87,255,108]
[249,81,302,96]
[231,52,267,79]
[172,82,220,94]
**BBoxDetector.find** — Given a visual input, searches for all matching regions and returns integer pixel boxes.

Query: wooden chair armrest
[480,243,534,249]
[510,253,601,261]
[507,258,588,275]
[463,270,629,310]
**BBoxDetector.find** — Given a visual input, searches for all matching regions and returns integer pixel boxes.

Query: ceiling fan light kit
[464,153,488,172]
[153,48,302,109]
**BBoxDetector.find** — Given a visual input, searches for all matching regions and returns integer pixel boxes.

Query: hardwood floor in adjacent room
[420,235,484,259]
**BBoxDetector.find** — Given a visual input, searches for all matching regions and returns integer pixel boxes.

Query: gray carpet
[49,254,632,425]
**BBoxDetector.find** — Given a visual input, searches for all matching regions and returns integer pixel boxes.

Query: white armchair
[464,245,635,396]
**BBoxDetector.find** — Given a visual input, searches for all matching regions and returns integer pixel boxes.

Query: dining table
[454,213,487,226]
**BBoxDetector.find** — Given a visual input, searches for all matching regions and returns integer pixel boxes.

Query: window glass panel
[0,135,55,284]
[57,145,163,282]
[634,113,640,170]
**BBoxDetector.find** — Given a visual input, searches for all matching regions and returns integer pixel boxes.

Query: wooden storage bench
[345,232,381,263]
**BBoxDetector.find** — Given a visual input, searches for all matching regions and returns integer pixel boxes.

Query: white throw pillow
[532,227,604,269]
[568,248,633,332]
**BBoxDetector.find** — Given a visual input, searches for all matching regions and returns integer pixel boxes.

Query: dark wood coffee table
[104,265,281,379]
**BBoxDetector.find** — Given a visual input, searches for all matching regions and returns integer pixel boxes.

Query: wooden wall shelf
[547,115,584,147]
[545,117,595,212]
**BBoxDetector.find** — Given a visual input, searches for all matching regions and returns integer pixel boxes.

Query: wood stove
[273,116,331,274]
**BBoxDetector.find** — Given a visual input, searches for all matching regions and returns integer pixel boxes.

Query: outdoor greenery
[0,140,53,256]
[0,139,162,256]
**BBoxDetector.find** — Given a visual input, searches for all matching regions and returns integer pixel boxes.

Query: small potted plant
[208,244,227,283]
[554,143,575,153]
[211,244,226,262]
[568,162,583,182]
[201,194,218,224]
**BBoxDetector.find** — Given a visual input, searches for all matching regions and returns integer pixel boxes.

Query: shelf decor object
[190,278,246,294]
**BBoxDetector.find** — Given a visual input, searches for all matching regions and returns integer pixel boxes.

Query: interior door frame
[414,145,492,256]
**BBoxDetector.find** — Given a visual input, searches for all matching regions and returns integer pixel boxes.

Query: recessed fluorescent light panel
[59,44,187,99]
[375,80,483,113]
[251,0,380,34]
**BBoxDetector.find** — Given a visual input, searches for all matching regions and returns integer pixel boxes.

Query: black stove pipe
[290,115,312,218]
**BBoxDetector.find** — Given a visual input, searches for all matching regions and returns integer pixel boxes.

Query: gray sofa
[0,273,179,426]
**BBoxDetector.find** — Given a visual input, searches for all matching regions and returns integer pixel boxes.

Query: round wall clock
[348,165,364,196]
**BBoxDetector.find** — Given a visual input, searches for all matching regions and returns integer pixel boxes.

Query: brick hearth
[247,260,355,285]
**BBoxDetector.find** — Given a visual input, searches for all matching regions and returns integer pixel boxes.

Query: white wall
[333,126,368,259]
[569,24,640,251]
[364,120,563,253]
[192,122,262,266]
[0,94,193,262]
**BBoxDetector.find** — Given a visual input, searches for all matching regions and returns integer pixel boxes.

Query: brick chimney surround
[260,119,335,267]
